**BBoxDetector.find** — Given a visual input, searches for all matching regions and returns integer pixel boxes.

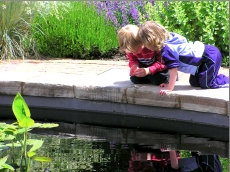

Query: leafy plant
[0,1,37,60]
[0,92,59,172]
[144,1,229,66]
[31,1,118,59]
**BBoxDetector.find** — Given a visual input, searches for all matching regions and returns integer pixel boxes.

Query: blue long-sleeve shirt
[161,32,205,75]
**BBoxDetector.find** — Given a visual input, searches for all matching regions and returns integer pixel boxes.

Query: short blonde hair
[137,21,170,51]
[117,24,142,53]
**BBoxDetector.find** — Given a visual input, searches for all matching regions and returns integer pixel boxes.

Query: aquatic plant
[0,92,59,172]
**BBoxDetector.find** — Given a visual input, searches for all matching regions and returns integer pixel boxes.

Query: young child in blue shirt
[137,21,229,95]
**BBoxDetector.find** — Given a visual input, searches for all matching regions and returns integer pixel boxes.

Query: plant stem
[23,128,28,172]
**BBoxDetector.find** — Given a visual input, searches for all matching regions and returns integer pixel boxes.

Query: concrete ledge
[0,68,229,117]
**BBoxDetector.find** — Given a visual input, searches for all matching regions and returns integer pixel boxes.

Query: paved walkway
[0,59,228,81]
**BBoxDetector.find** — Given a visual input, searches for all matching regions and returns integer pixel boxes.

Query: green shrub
[145,1,229,66]
[31,2,118,59]
[0,1,36,60]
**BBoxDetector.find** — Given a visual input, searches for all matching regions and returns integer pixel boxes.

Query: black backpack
[197,154,223,172]
[178,153,223,172]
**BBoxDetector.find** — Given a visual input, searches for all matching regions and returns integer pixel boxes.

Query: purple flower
[164,1,169,8]
[121,5,128,26]
[91,1,152,29]
[106,11,118,26]
[129,7,139,25]
[150,1,155,6]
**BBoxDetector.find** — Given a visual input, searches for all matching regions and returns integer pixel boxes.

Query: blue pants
[189,45,229,89]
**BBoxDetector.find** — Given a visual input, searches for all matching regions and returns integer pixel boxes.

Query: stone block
[74,85,127,103]
[180,95,227,115]
[126,85,180,108]
[0,81,22,95]
[23,83,75,98]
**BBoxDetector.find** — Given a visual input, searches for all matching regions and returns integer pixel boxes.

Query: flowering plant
[91,1,155,29]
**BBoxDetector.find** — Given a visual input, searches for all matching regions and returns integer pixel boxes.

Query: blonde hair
[117,24,142,53]
[137,21,170,51]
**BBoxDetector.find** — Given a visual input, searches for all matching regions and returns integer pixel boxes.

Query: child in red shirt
[117,24,171,85]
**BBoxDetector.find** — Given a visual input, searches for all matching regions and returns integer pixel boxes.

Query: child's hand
[159,68,177,95]
[159,88,172,96]
[130,65,138,76]
[133,68,150,77]
[159,84,172,95]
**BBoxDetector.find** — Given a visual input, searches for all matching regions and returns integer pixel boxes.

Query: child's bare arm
[169,150,179,169]
[168,68,178,90]
[159,68,178,95]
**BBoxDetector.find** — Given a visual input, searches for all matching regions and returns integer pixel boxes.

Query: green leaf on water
[27,151,36,158]
[0,156,14,170]
[34,123,59,128]
[33,156,52,162]
[27,139,41,145]
[29,140,43,152]
[0,156,8,166]
[0,123,8,129]
[6,142,21,147]
[0,163,15,171]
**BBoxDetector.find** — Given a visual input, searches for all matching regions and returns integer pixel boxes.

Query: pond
[0,120,228,171]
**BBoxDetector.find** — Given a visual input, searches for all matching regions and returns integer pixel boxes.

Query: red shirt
[126,47,167,75]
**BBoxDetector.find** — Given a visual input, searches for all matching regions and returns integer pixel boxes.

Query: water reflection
[31,122,228,157]
[0,121,228,171]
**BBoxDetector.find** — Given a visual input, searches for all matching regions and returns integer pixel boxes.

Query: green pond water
[0,122,228,172]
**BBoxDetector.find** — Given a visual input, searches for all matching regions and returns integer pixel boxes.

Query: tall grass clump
[31,1,118,59]
[144,1,229,66]
[0,1,36,60]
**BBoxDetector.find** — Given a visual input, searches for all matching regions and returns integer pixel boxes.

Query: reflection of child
[117,24,170,86]
[160,148,179,170]
[128,148,180,172]
[138,21,229,95]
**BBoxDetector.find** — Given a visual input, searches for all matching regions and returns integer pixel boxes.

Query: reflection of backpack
[197,154,223,172]
[178,154,223,172]
[178,156,202,172]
